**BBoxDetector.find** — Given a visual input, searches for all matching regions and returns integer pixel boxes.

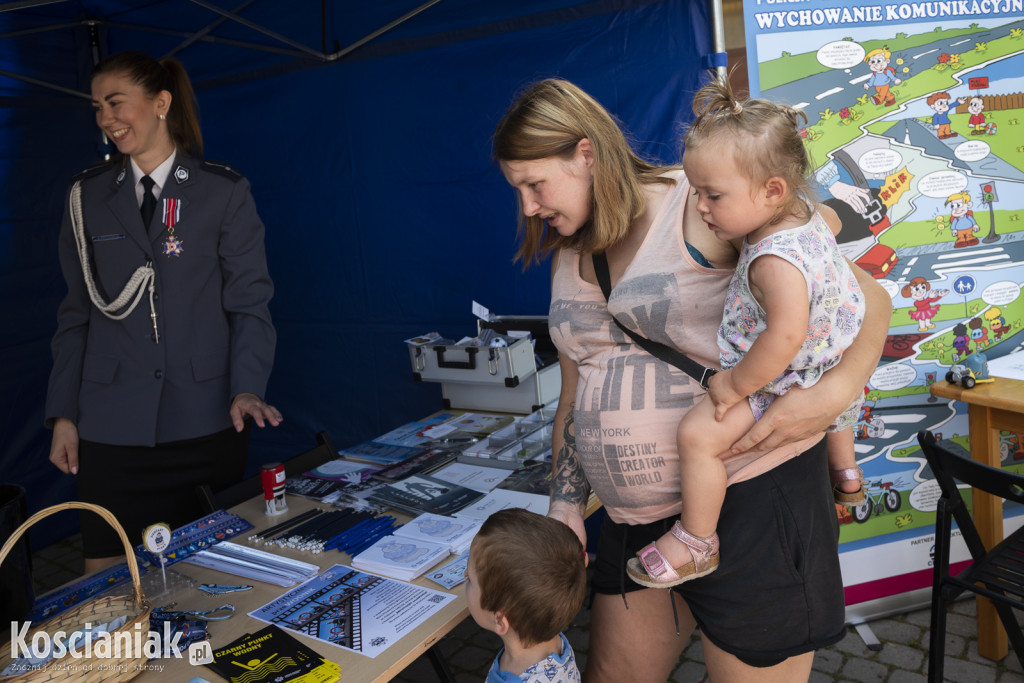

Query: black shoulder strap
[592,251,716,390]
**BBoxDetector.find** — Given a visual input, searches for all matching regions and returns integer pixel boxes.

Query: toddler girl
[628,79,867,587]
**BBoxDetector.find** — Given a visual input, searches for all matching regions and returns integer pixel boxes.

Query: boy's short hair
[470,508,586,647]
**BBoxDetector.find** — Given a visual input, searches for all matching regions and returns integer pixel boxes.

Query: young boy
[465,508,586,683]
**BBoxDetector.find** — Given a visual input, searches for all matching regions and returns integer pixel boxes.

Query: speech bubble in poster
[858,149,902,175]
[871,363,917,391]
[817,40,866,69]
[982,281,1021,306]
[918,170,967,198]
[954,140,990,162]
[909,479,941,512]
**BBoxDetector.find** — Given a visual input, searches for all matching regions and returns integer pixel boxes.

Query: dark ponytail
[92,50,203,159]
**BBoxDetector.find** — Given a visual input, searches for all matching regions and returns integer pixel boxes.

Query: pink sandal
[626,521,720,588]
[831,466,866,507]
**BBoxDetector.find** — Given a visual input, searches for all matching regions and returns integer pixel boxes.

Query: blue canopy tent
[0,0,715,546]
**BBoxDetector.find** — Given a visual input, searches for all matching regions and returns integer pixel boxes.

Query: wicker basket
[0,502,152,682]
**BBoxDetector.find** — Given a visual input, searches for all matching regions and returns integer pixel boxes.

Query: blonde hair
[864,47,892,62]
[945,191,971,205]
[493,78,677,266]
[683,77,813,226]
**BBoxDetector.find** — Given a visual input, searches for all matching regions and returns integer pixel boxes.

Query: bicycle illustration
[852,479,902,523]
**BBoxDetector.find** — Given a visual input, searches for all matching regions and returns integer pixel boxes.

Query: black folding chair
[196,430,339,513]
[917,430,1024,682]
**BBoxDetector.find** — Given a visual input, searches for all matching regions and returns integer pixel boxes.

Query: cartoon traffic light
[982,182,998,204]
[980,181,1000,244]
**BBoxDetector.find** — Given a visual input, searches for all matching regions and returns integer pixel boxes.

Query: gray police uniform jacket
[45,155,276,447]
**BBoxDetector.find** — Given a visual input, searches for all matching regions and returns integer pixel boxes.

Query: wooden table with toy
[929,372,1024,661]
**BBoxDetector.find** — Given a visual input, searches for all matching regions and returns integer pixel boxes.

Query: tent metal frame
[0,0,441,97]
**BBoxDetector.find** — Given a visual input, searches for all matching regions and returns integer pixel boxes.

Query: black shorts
[591,439,845,668]
[77,426,250,558]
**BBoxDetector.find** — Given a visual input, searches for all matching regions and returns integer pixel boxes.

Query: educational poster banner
[742,0,1024,612]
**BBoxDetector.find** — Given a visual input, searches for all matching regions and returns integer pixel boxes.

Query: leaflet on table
[429,461,513,492]
[392,512,481,553]
[367,474,483,516]
[453,489,550,519]
[206,624,339,683]
[249,564,457,659]
[496,462,552,496]
[286,476,348,502]
[985,351,1024,381]
[305,458,381,483]
[371,448,460,483]
[372,413,462,447]
[424,550,470,590]
[336,440,425,465]
[429,412,517,438]
[351,535,451,581]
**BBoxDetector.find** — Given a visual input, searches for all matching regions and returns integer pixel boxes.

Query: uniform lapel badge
[174,165,189,184]
[115,168,127,185]
[161,197,183,257]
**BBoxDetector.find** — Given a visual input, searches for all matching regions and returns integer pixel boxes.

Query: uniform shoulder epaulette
[201,160,245,182]
[71,158,119,182]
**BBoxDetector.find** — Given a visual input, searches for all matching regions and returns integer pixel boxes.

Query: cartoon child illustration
[926,91,962,139]
[985,306,1009,341]
[901,277,948,331]
[967,96,986,135]
[945,191,979,248]
[952,322,972,361]
[863,47,901,106]
[969,317,989,350]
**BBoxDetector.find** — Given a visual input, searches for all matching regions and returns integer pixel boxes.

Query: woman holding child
[492,78,890,681]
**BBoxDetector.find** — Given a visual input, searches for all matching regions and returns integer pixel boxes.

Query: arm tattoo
[552,406,591,509]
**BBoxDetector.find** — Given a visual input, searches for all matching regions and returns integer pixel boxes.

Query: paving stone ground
[30,535,1024,682]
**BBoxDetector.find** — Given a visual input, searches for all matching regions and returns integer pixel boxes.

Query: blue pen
[341,518,396,554]
[347,517,395,547]
[348,527,394,556]
[324,518,375,550]
[327,516,392,551]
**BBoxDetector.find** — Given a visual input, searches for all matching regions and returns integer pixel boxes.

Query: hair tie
[731,102,743,115]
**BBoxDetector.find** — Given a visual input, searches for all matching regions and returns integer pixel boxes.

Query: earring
[159,113,166,120]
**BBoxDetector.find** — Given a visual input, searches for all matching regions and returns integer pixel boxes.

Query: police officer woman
[45,51,282,572]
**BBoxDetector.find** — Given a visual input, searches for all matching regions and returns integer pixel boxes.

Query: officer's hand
[50,418,80,475]
[230,393,283,431]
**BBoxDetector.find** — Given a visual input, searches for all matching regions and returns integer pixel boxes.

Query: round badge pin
[142,522,172,555]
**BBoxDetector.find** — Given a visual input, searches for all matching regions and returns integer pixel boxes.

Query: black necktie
[140,175,157,227]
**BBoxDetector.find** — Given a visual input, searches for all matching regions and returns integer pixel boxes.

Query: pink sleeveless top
[548,171,820,524]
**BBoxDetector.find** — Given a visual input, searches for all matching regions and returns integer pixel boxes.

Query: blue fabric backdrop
[0,0,711,546]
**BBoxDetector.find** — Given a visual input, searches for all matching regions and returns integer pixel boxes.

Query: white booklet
[393,512,481,554]
[453,489,550,520]
[351,535,451,581]
[429,461,513,492]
